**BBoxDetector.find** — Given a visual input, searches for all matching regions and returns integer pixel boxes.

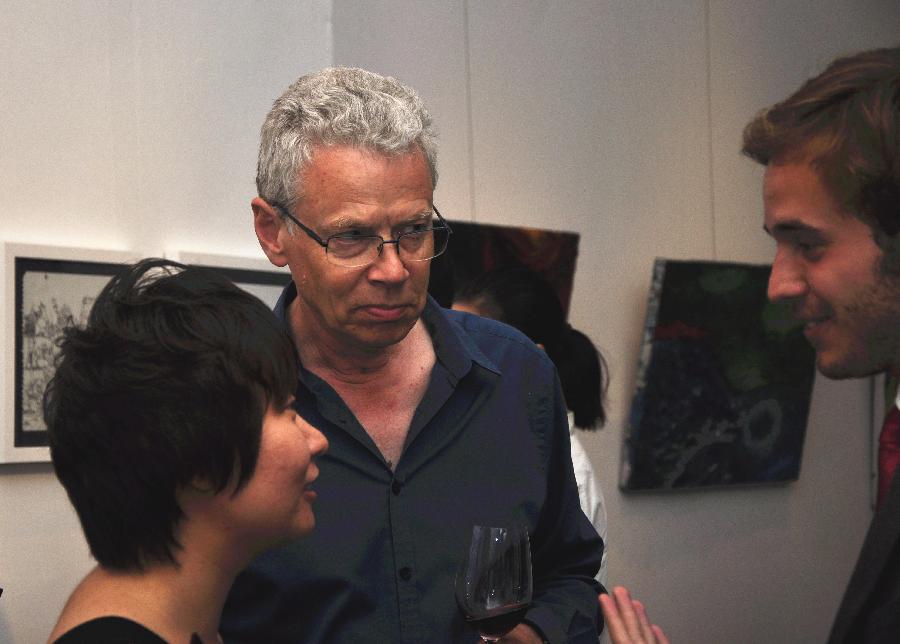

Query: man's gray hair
[257,67,438,209]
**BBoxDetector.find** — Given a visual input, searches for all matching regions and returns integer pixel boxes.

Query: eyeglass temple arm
[271,201,329,248]
[433,206,452,233]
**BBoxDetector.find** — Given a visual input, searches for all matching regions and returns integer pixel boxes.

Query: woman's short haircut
[44,258,298,571]
[742,45,900,270]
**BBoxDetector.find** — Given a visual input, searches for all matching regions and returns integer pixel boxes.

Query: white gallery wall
[0,2,332,642]
[1,1,899,642]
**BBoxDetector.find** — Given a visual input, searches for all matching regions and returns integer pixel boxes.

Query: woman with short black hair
[45,258,328,643]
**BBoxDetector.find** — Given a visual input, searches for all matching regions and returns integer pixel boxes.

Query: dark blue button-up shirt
[221,285,603,643]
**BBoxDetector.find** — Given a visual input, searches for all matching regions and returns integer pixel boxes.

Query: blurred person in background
[453,265,610,588]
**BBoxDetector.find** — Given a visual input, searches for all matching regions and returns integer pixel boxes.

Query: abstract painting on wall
[620,258,816,491]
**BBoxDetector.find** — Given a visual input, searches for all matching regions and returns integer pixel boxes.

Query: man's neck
[289,299,425,386]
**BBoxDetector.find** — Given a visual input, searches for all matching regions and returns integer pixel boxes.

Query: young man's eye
[796,240,825,259]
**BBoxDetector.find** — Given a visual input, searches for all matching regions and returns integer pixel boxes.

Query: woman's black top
[54,616,203,643]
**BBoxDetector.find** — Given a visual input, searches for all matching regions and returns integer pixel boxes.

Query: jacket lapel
[829,471,900,642]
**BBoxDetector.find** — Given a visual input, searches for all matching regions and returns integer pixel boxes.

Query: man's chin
[816,353,883,380]
[353,319,418,349]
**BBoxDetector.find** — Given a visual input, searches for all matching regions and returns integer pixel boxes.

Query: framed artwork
[173,252,292,309]
[621,258,817,491]
[428,220,580,311]
[2,243,137,463]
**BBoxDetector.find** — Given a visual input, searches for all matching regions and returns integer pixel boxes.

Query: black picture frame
[3,244,136,463]
[185,264,293,310]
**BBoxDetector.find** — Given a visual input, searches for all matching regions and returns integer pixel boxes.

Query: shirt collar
[421,296,501,381]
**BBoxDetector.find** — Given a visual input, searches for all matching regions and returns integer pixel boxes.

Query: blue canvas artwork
[621,259,816,491]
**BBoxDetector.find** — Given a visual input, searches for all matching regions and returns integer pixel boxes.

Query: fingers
[599,587,641,643]
[632,600,651,641]
[613,587,643,639]
[598,586,668,644]
[613,586,653,642]
[652,624,671,644]
[598,591,629,642]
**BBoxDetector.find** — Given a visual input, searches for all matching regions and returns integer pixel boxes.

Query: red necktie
[877,405,900,509]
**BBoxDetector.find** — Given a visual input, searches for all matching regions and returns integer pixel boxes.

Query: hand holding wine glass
[455,525,533,642]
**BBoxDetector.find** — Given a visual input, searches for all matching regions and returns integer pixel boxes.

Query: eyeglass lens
[327,227,449,267]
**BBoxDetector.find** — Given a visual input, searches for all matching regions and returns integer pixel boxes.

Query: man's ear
[252,197,289,268]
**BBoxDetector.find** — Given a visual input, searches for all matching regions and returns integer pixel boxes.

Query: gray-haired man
[220,67,603,643]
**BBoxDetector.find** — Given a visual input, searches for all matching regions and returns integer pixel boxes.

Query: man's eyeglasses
[271,202,452,269]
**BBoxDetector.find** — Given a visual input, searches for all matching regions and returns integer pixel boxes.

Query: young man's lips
[802,317,830,338]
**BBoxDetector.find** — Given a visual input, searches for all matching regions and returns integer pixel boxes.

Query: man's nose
[767,248,808,302]
[368,241,409,282]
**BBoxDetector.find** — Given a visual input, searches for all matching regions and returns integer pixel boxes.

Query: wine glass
[455,524,533,642]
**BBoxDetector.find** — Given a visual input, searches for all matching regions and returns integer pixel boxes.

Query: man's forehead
[306,143,427,170]
[299,145,429,188]
[763,161,849,215]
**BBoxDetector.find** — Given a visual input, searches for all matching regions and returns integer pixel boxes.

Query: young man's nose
[767,249,808,302]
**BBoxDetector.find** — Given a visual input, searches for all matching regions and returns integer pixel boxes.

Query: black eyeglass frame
[270,201,452,267]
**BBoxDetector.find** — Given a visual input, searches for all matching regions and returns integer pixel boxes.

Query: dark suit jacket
[828,470,900,643]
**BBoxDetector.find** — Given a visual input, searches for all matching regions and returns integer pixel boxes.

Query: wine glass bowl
[455,525,533,642]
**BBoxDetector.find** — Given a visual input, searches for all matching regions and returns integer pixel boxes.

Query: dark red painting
[428,220,580,313]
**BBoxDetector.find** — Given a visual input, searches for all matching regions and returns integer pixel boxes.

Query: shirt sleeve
[523,376,604,643]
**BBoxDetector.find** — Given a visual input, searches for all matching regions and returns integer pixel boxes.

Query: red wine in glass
[455,525,533,642]
[467,603,529,639]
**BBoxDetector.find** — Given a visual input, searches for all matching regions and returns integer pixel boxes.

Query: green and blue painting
[621,259,816,491]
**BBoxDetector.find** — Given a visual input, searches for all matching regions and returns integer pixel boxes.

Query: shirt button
[391,480,403,495]
[399,567,412,581]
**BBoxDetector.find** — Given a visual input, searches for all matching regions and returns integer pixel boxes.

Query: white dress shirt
[568,412,609,588]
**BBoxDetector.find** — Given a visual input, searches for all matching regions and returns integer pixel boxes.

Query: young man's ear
[252,197,289,268]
